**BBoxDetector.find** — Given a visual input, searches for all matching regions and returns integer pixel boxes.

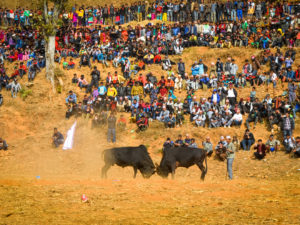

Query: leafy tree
[35,0,68,91]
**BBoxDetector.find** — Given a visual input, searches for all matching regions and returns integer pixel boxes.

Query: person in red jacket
[19,62,27,78]
[136,115,148,131]
[295,65,300,81]
[159,85,168,97]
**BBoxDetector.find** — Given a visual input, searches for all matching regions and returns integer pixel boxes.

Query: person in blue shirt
[65,90,77,104]
[98,82,107,97]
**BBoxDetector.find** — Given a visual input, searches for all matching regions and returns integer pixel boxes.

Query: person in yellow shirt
[131,82,143,101]
[107,84,117,100]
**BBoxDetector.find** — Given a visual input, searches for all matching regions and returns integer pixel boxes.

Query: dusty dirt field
[0,46,300,224]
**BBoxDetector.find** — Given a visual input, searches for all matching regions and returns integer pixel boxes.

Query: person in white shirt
[174,43,183,55]
[226,109,243,127]
[270,71,277,88]
[174,75,183,91]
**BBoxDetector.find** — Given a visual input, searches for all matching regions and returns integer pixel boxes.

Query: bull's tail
[204,154,208,175]
[201,154,208,181]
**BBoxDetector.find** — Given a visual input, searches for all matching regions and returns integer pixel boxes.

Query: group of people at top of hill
[0,0,299,27]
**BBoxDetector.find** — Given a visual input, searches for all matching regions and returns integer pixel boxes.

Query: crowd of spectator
[0,1,299,160]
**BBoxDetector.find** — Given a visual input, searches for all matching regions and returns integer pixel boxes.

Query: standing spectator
[107,112,117,143]
[52,128,64,148]
[281,112,295,139]
[202,137,213,156]
[253,139,266,160]
[226,136,235,180]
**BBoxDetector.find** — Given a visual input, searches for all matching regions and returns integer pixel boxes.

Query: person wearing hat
[226,136,235,180]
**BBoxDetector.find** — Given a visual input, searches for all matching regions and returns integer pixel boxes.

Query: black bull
[101,145,155,178]
[156,147,208,180]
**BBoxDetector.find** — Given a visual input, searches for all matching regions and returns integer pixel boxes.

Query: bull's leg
[101,163,111,179]
[171,164,176,179]
[133,166,138,178]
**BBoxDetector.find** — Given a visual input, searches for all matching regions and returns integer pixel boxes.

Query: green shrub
[19,88,32,100]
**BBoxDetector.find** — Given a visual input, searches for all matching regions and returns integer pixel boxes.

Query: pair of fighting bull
[102,145,208,180]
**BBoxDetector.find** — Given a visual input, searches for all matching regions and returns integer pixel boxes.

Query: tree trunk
[46,35,55,92]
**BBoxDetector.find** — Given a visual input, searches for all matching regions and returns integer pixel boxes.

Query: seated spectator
[143,52,154,64]
[79,52,91,68]
[52,128,64,148]
[246,107,259,129]
[175,109,184,127]
[194,110,206,127]
[18,62,27,78]
[68,58,75,69]
[77,75,89,90]
[174,134,184,147]
[62,58,69,69]
[65,90,77,104]
[163,137,174,148]
[164,113,176,128]
[136,116,148,131]
[265,135,280,153]
[241,129,255,151]
[72,74,78,84]
[293,137,300,158]
[183,134,191,147]
[8,78,21,98]
[253,139,266,160]
[203,136,213,156]
[227,109,243,127]
[65,104,73,119]
[189,138,198,148]
[0,138,8,151]
[283,135,296,154]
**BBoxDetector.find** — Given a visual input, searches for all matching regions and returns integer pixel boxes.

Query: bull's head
[155,163,168,178]
[140,165,156,179]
